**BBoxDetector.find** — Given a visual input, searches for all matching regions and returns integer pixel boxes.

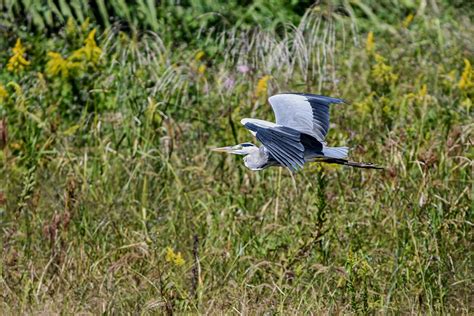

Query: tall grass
[0,1,472,314]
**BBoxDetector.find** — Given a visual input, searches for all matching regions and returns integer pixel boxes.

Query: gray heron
[213,93,383,171]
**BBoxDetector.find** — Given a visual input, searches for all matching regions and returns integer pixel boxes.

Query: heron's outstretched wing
[241,119,305,171]
[268,93,345,142]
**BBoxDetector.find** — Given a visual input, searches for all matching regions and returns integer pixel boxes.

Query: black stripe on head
[240,143,255,147]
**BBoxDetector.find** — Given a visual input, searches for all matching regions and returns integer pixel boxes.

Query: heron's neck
[244,147,268,170]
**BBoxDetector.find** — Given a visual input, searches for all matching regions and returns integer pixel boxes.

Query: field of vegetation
[0,0,472,314]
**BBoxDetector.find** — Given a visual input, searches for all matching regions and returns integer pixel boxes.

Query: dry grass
[0,1,472,314]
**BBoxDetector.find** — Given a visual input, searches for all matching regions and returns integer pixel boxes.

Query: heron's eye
[241,143,253,147]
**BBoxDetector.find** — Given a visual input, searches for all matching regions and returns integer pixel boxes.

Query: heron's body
[241,134,351,171]
[213,93,382,171]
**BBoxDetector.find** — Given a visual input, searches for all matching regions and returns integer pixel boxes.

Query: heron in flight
[212,93,382,171]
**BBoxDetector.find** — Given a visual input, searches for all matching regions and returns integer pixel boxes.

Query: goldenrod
[45,52,78,78]
[198,64,207,75]
[402,14,414,28]
[7,39,30,73]
[70,29,103,65]
[461,98,472,111]
[459,59,473,91]
[255,75,271,98]
[366,31,374,54]
[371,54,398,86]
[165,247,185,266]
[195,51,205,61]
[80,17,90,33]
[0,85,8,102]
[45,29,103,78]
[419,84,427,97]
[355,92,375,115]
[65,17,76,36]
[405,84,430,104]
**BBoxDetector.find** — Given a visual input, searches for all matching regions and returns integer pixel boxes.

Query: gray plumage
[213,93,383,171]
[269,93,342,142]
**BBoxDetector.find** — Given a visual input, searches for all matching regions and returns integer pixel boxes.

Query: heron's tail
[322,146,349,159]
[312,147,383,169]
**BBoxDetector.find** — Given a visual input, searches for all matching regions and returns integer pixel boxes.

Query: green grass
[0,1,473,314]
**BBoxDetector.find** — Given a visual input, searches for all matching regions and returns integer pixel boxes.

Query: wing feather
[268,93,345,142]
[242,121,305,171]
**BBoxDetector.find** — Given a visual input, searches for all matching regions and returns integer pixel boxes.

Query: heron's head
[211,142,258,155]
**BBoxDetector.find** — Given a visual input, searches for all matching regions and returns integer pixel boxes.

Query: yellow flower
[0,85,8,102]
[81,17,90,33]
[45,52,81,78]
[65,17,76,36]
[402,14,414,28]
[441,69,457,90]
[195,51,205,61]
[7,54,30,73]
[12,38,26,56]
[255,75,271,98]
[70,29,103,65]
[7,39,30,73]
[84,29,102,61]
[459,59,473,91]
[322,163,342,172]
[307,163,323,173]
[10,142,22,150]
[366,31,374,54]
[37,72,47,89]
[371,54,398,86]
[446,70,457,82]
[355,92,375,114]
[45,29,103,78]
[419,84,427,97]
[405,84,432,107]
[461,98,472,111]
[119,31,129,44]
[46,52,68,77]
[165,247,185,266]
[198,64,206,75]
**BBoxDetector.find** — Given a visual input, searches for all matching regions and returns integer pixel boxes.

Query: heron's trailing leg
[313,157,384,169]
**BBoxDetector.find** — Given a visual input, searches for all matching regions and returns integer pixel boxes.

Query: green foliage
[0,1,472,314]
[0,0,314,42]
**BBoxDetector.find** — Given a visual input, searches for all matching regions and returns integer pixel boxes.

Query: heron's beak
[211,145,245,155]
[211,146,237,153]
